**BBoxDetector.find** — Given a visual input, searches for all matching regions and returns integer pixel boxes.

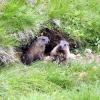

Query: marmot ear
[34,36,38,39]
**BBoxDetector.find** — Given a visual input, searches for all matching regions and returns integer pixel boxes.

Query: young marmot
[21,36,50,65]
[50,40,69,63]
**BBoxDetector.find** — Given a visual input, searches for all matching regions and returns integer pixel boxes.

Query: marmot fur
[21,36,50,65]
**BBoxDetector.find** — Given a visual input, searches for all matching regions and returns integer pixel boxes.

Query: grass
[0,0,100,99]
[0,0,100,48]
[0,61,100,99]
[0,0,48,46]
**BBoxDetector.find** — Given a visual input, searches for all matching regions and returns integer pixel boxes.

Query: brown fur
[50,40,69,64]
[21,36,49,65]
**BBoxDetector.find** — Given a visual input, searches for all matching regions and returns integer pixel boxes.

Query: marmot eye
[42,39,45,41]
[64,44,66,46]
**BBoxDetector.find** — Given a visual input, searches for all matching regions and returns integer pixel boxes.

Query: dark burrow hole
[16,27,86,64]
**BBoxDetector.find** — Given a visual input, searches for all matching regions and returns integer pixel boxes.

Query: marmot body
[21,36,50,65]
[50,40,69,63]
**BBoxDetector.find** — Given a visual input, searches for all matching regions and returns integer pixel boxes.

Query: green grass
[48,0,100,49]
[0,0,100,48]
[0,0,100,99]
[0,0,48,46]
[0,61,100,99]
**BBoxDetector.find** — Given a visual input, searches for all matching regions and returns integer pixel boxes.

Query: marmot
[21,36,50,65]
[50,40,69,63]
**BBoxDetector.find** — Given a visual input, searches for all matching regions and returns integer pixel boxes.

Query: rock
[84,48,94,63]
[0,46,18,65]
[85,48,92,54]
[95,54,100,63]
[52,19,61,27]
[67,53,76,60]
[44,56,53,61]
[18,29,35,45]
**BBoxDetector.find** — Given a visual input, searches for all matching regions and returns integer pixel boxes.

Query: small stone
[79,72,88,78]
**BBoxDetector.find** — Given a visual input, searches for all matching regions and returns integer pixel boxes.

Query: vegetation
[0,0,100,48]
[0,0,100,99]
[0,61,100,99]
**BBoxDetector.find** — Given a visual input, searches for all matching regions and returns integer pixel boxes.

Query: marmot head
[58,40,69,50]
[37,36,50,45]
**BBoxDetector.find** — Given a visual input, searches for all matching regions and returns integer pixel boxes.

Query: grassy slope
[0,0,48,46]
[0,0,100,99]
[0,0,100,48]
[0,61,100,99]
